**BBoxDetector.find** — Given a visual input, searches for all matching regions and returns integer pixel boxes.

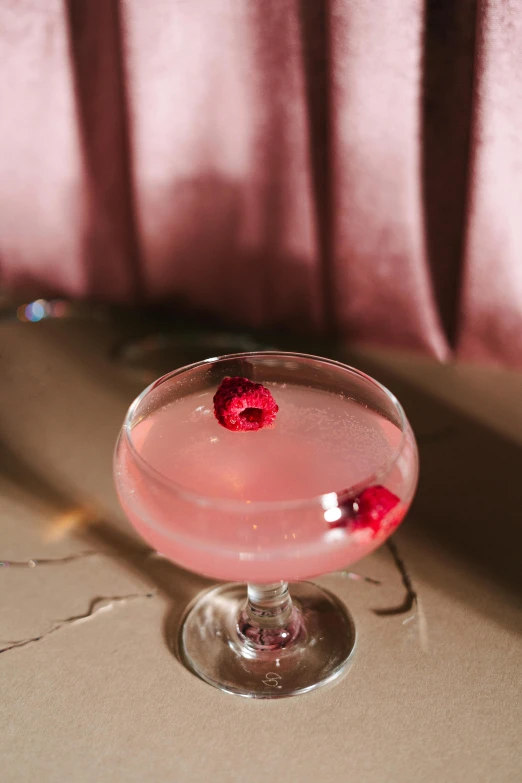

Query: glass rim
[122,351,408,512]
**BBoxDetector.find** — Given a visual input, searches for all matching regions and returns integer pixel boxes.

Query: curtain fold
[0,0,521,366]
[329,0,449,360]
[457,0,522,366]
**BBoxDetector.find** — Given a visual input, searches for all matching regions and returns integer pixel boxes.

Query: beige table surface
[0,314,521,782]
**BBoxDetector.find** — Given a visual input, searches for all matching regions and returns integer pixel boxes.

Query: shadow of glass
[337,350,522,604]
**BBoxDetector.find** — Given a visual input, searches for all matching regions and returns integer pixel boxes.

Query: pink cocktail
[115,353,418,697]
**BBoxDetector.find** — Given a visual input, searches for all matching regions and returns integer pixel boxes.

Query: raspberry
[332,485,400,536]
[213,376,279,432]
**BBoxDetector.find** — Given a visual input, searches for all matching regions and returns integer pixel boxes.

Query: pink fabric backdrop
[0,1,520,366]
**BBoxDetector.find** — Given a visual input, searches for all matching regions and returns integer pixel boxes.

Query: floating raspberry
[213,376,279,432]
[331,485,400,536]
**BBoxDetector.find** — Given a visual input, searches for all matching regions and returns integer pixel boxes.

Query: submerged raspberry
[331,485,400,536]
[213,376,279,432]
[351,485,401,534]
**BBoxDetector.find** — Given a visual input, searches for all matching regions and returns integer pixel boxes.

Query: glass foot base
[178,582,356,698]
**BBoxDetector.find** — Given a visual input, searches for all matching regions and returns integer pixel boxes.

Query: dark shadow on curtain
[148,173,321,334]
[65,0,144,301]
[421,0,478,345]
[298,0,336,335]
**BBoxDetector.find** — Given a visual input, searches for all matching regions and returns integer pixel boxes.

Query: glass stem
[238,582,301,652]
[246,582,293,629]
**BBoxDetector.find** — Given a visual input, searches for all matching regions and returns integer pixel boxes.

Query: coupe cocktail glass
[114,353,418,697]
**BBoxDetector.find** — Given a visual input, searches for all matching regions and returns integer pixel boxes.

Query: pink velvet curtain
[0,1,521,366]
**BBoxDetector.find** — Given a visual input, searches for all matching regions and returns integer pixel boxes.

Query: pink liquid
[115,384,413,582]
